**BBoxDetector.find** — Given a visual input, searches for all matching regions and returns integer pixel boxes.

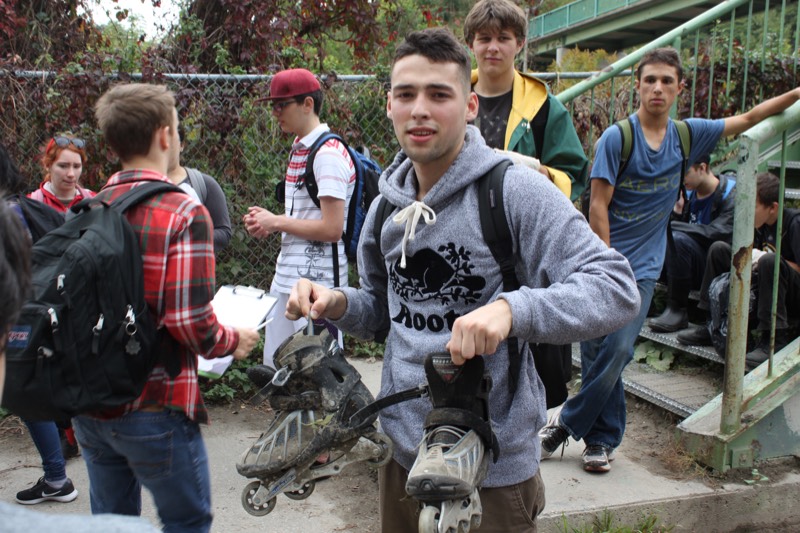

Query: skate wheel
[241,481,276,516]
[367,432,394,468]
[470,513,481,529]
[418,506,440,533]
[285,480,315,500]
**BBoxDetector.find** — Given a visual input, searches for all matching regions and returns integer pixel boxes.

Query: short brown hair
[636,47,683,81]
[94,84,176,162]
[756,171,780,206]
[464,0,527,45]
[393,28,472,94]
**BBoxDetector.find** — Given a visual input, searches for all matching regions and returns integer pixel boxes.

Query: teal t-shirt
[590,114,724,280]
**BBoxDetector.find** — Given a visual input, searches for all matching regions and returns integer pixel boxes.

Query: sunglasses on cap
[53,136,86,149]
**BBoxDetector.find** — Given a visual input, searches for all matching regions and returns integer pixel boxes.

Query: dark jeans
[755,253,800,330]
[698,241,733,310]
[664,232,707,289]
[699,242,800,331]
[23,420,66,482]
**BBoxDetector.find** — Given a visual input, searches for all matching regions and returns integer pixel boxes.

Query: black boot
[746,329,793,371]
[649,278,690,333]
[677,324,713,346]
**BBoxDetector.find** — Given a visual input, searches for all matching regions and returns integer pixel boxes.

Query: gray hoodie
[335,126,639,487]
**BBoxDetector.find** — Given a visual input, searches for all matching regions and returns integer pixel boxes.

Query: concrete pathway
[1,357,798,532]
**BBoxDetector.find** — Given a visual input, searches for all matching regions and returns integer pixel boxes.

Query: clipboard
[210,285,278,330]
[199,285,278,379]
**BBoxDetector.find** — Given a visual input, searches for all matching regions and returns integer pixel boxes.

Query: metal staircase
[552,0,800,471]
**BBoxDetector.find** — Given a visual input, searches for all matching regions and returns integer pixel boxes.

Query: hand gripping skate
[407,353,499,533]
[237,328,393,516]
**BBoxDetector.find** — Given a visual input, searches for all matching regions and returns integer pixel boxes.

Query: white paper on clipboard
[198,285,278,379]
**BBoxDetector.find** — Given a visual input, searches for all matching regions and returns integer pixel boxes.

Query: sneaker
[15,477,78,505]
[582,444,615,473]
[538,420,569,460]
[405,425,486,501]
[676,325,712,346]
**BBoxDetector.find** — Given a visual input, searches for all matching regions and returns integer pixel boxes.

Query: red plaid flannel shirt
[94,170,238,423]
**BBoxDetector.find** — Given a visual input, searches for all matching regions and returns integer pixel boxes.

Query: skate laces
[392,201,436,268]
[424,425,466,452]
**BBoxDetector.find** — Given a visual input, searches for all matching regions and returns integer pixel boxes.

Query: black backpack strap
[302,132,347,287]
[530,98,550,158]
[302,132,341,209]
[477,160,521,394]
[111,181,185,378]
[372,196,396,259]
[111,182,185,213]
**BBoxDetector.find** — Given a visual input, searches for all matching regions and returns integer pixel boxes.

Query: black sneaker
[676,325,712,346]
[538,420,569,459]
[16,477,78,505]
[582,444,615,473]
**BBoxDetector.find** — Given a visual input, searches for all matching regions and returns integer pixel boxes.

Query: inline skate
[406,354,499,533]
[237,328,393,516]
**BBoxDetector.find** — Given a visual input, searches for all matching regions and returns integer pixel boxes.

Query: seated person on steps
[649,154,736,333]
[677,171,800,371]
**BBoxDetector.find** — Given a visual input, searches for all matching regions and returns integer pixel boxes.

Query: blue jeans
[23,420,66,482]
[559,280,655,450]
[73,410,212,533]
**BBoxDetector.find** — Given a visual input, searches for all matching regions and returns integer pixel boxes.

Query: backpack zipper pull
[48,308,64,353]
[56,274,72,307]
[92,314,104,355]
[123,305,141,355]
[36,346,54,375]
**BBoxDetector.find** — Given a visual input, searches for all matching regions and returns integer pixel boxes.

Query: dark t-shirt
[474,90,513,150]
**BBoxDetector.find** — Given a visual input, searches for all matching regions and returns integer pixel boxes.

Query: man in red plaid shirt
[71,84,259,532]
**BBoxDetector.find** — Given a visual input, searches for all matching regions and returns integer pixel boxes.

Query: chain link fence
[0,71,396,289]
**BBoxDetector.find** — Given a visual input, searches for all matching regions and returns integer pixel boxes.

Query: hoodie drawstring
[392,201,436,268]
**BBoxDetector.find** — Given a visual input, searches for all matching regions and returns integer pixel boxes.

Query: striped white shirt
[272,124,355,293]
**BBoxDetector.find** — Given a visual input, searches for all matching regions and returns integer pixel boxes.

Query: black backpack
[276,132,382,285]
[9,194,65,243]
[373,161,571,406]
[3,182,182,422]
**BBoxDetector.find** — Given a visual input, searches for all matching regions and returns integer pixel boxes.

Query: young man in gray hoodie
[286,28,640,533]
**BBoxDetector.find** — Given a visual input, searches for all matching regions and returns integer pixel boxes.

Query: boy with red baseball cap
[245,69,355,366]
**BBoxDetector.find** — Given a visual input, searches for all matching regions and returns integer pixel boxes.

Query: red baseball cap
[260,69,321,101]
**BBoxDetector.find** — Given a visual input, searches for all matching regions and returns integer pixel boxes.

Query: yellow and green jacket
[472,69,588,201]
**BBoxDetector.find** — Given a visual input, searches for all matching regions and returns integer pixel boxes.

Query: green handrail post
[741,1,753,115]
[720,101,800,435]
[691,30,699,116]
[556,0,752,105]
[769,134,789,376]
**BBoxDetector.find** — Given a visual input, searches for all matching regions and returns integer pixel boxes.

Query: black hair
[0,143,25,194]
[294,89,324,115]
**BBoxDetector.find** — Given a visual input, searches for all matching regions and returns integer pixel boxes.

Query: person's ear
[465,91,479,122]
[158,125,170,151]
[386,92,393,119]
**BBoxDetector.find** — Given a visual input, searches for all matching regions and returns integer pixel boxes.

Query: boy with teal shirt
[540,47,800,473]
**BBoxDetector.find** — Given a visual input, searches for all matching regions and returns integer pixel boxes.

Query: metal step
[571,344,723,419]
[638,325,724,364]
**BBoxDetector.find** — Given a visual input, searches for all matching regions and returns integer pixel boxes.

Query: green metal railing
[548,0,800,468]
[529,0,644,39]
[721,102,800,435]
[552,0,799,160]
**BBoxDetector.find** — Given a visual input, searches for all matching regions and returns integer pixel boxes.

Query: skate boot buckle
[271,367,292,387]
